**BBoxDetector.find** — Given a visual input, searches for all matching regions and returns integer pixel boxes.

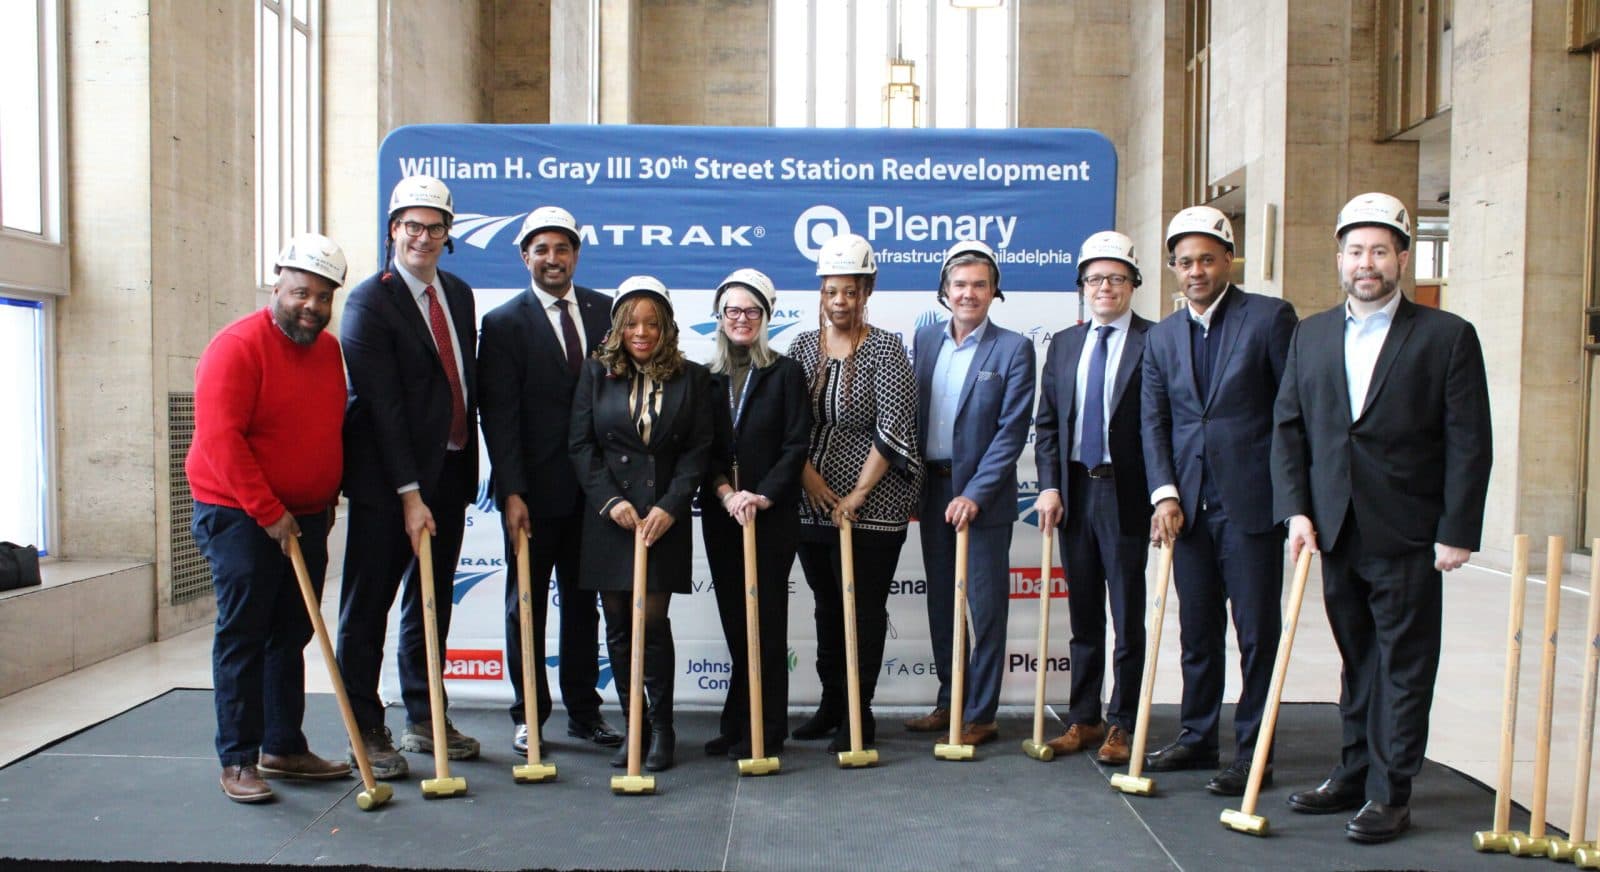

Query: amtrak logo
[915,311,948,332]
[451,569,500,604]
[1017,481,1043,527]
[452,212,528,250]
[689,308,805,341]
[473,478,495,513]
[545,648,615,690]
[793,205,850,261]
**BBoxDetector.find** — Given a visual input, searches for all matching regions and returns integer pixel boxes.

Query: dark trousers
[194,502,330,766]
[797,526,907,711]
[1322,513,1442,806]
[336,453,469,731]
[918,475,1013,725]
[1061,468,1148,730]
[600,592,675,732]
[501,512,605,728]
[1172,500,1283,755]
[704,508,795,745]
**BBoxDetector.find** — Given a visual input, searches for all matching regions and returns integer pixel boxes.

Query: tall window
[257,0,320,285]
[0,0,61,553]
[771,0,1016,129]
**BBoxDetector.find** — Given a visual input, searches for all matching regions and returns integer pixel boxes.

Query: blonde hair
[708,286,778,374]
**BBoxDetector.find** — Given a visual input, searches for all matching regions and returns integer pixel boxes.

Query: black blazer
[568,358,714,593]
[1034,313,1154,535]
[340,267,478,508]
[1141,288,1297,534]
[478,285,611,518]
[1272,296,1492,556]
[702,355,812,510]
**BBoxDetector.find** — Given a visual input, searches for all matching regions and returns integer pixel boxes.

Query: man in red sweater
[186,234,353,803]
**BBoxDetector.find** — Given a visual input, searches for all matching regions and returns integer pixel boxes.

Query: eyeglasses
[1083,274,1130,288]
[719,306,764,321]
[399,220,449,240]
[1169,254,1220,271]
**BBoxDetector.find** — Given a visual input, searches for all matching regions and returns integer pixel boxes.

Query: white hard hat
[275,233,348,287]
[1165,205,1234,253]
[1336,192,1411,250]
[515,205,581,250]
[814,233,877,277]
[388,175,454,223]
[611,275,673,319]
[938,239,1004,303]
[714,268,777,318]
[1077,231,1142,287]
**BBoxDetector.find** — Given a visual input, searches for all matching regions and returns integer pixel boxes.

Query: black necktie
[556,298,582,375]
[1081,325,1114,466]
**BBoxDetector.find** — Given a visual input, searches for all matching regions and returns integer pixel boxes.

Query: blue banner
[377,124,1115,293]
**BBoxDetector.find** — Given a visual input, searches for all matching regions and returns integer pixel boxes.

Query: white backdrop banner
[373,124,1116,709]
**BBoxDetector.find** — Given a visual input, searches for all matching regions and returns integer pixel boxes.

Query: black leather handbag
[0,542,41,591]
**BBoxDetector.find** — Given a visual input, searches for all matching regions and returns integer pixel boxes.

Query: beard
[273,304,327,345]
[1342,270,1398,303]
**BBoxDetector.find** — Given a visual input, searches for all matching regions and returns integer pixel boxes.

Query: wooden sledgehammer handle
[1236,548,1313,816]
[743,519,766,758]
[1029,530,1054,748]
[418,532,454,780]
[1126,543,1175,778]
[1492,534,1531,836]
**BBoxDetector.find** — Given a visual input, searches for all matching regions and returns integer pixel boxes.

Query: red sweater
[186,308,346,526]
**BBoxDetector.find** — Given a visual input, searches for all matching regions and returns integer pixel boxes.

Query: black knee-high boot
[643,616,676,771]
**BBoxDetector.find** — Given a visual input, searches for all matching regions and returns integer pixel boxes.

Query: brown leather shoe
[258,750,352,781]
[1045,721,1106,755]
[904,707,950,732]
[220,764,274,803]
[959,722,999,746]
[1095,725,1131,765]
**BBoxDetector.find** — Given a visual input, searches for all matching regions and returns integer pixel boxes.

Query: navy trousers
[194,502,330,766]
[501,511,606,729]
[1171,500,1283,755]
[1061,467,1148,730]
[918,474,1013,725]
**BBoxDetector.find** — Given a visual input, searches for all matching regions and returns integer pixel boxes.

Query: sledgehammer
[511,530,557,784]
[611,532,658,794]
[934,527,975,761]
[1110,543,1174,796]
[1021,529,1057,761]
[836,520,879,769]
[1473,534,1530,853]
[287,536,392,811]
[417,531,468,799]
[736,520,779,776]
[1220,547,1314,836]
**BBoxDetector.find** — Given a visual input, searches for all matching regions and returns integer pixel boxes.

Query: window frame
[255,0,322,287]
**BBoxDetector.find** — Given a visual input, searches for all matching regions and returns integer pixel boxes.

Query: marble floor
[1,552,1595,842]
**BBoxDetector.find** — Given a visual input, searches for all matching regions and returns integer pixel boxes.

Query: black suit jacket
[1035,313,1154,535]
[702,355,812,510]
[478,285,611,518]
[1271,296,1492,556]
[1141,287,1297,534]
[340,267,478,508]
[568,358,714,593]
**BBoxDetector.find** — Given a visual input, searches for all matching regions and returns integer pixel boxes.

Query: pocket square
[976,370,998,381]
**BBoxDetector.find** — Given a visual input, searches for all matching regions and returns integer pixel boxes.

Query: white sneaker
[512,724,529,754]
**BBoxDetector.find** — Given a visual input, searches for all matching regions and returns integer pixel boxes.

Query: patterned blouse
[790,325,923,534]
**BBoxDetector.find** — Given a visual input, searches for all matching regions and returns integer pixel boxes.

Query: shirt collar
[1188,285,1231,331]
[945,317,990,348]
[530,283,574,310]
[1345,289,1402,325]
[393,259,433,302]
[1093,309,1135,334]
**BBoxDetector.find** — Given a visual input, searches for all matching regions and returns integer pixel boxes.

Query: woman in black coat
[699,269,812,760]
[569,276,713,772]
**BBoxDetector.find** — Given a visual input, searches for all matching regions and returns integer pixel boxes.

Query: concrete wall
[1122,0,1186,320]
[491,0,552,123]
[550,0,592,122]
[635,0,768,125]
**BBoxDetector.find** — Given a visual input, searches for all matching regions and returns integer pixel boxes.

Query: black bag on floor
[0,542,41,591]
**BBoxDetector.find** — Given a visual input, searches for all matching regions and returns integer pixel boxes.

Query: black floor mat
[0,690,1532,871]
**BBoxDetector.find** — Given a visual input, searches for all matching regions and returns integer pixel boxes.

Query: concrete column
[1123,0,1185,321]
[598,0,639,123]
[635,0,768,124]
[491,0,552,123]
[1450,0,1592,556]
[550,0,592,123]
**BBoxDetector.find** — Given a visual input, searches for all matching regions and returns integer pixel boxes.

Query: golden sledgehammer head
[419,776,468,799]
[1220,808,1269,836]
[1110,772,1155,796]
[1020,739,1054,761]
[610,774,657,795]
[355,783,394,811]
[737,756,780,776]
[513,762,557,784]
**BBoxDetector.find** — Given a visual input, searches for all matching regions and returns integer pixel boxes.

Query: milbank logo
[686,657,735,690]
[443,649,504,681]
[1008,652,1070,673]
[1010,566,1068,600]
[794,205,850,261]
[449,211,763,250]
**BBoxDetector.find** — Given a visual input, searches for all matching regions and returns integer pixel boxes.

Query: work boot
[399,718,480,760]
[220,764,274,803]
[258,750,351,780]
[351,725,408,780]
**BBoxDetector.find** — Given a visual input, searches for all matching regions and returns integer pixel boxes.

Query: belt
[1072,462,1114,480]
[926,460,953,478]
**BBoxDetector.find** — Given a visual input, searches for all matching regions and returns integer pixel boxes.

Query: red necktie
[556,298,583,375]
[424,285,469,448]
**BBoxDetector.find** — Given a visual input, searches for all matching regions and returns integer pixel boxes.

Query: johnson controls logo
[687,658,735,690]
[793,205,850,261]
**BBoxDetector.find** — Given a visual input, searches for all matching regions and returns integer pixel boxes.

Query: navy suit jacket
[340,266,479,508]
[1140,287,1297,535]
[1034,313,1155,535]
[913,319,1036,528]
[1272,296,1492,556]
[477,284,611,518]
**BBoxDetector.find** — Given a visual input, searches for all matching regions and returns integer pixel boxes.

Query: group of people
[187,175,1491,845]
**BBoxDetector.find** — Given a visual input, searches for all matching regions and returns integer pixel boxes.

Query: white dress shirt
[1344,290,1401,419]
[531,283,586,361]
[1071,310,1134,465]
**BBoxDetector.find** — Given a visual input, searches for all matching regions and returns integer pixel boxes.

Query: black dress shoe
[1206,759,1271,796]
[568,718,623,747]
[1288,778,1365,814]
[645,727,675,772]
[1142,740,1219,772]
[704,734,734,756]
[1346,801,1410,843]
[792,706,841,740]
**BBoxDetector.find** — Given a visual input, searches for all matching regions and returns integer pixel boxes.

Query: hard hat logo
[1165,205,1235,252]
[714,268,777,317]
[612,275,673,319]
[275,232,348,287]
[814,232,877,277]
[515,205,582,250]
[1336,192,1412,248]
[389,175,455,223]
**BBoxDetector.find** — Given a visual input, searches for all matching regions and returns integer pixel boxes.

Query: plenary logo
[686,657,735,690]
[443,648,504,681]
[1010,565,1068,600]
[793,205,850,261]
[689,307,805,342]
[1008,651,1070,674]
[545,646,615,690]
[887,577,928,596]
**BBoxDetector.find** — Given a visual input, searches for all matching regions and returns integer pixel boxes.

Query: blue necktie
[1081,325,1114,466]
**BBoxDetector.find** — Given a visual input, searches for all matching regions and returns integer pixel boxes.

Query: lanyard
[729,367,756,430]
